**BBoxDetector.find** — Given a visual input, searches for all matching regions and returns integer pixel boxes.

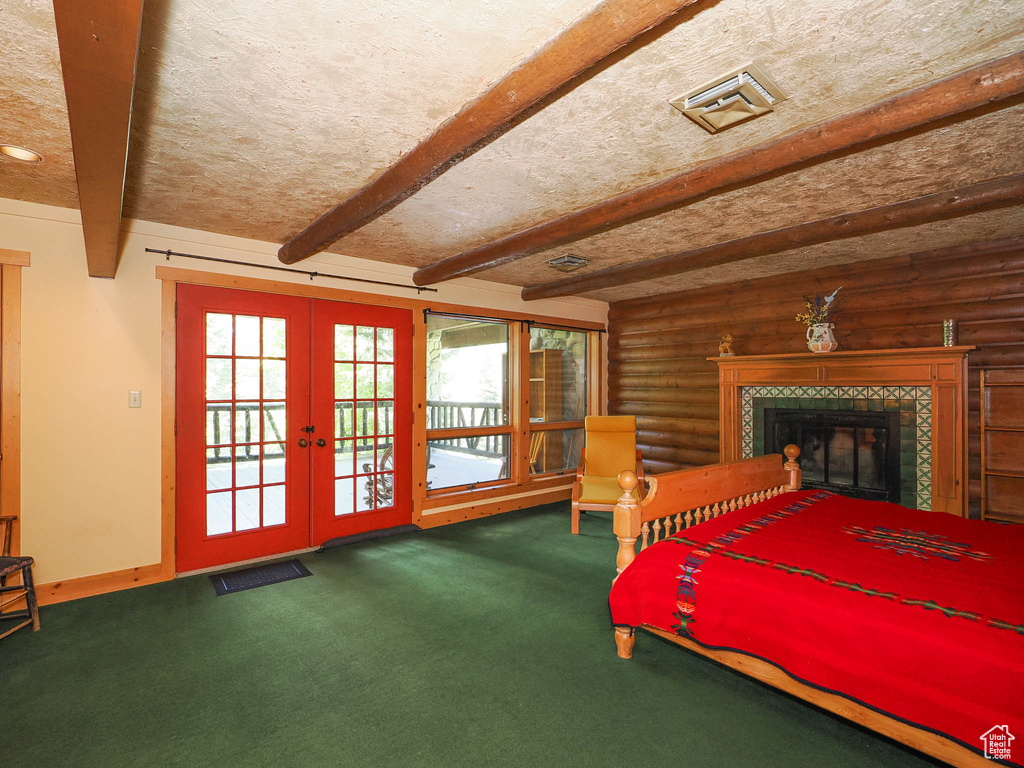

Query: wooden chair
[0,515,40,640]
[571,415,645,534]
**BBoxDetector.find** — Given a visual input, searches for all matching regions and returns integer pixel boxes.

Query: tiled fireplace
[741,385,931,508]
[714,348,971,515]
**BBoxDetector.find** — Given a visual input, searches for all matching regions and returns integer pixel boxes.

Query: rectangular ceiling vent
[670,62,787,133]
[546,254,588,272]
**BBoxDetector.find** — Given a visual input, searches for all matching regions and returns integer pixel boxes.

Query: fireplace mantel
[712,347,973,516]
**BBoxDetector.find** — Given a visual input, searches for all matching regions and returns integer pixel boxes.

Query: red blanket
[609,490,1024,764]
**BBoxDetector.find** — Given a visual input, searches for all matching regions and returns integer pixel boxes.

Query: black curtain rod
[423,309,604,334]
[147,248,438,293]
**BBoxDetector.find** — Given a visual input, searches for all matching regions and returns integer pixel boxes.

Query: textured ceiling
[1,0,1023,302]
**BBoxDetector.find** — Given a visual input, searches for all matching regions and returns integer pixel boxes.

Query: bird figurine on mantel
[719,334,736,356]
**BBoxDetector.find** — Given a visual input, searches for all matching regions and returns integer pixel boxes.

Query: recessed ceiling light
[0,144,44,163]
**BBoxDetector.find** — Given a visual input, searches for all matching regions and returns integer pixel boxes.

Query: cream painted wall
[0,197,607,584]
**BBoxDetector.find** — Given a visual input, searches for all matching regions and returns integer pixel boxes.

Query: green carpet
[1,503,940,767]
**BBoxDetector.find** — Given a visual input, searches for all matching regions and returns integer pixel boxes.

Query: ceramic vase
[806,323,838,353]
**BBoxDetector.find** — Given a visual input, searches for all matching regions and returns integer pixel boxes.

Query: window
[426,315,511,490]
[424,312,595,493]
[528,326,587,475]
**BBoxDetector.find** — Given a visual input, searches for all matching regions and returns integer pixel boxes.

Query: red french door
[310,300,412,543]
[176,285,412,573]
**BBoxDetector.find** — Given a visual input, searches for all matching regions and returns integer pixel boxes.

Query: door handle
[297,438,309,448]
[316,438,327,447]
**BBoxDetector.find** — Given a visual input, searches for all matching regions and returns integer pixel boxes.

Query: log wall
[606,237,1024,515]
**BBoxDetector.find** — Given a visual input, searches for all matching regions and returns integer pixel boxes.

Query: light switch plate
[129,390,142,408]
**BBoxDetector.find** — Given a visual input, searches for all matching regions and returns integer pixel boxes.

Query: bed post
[613,470,641,659]
[613,470,641,579]
[783,444,802,491]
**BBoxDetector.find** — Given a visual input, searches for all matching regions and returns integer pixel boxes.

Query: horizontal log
[609,358,717,376]
[640,458,686,474]
[610,340,724,361]
[634,415,720,437]
[610,372,719,388]
[610,236,1024,319]
[608,400,718,420]
[607,387,718,405]
[430,53,1024,284]
[638,430,720,452]
[612,270,1024,335]
[638,444,720,466]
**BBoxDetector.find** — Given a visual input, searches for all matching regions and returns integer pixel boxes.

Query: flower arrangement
[795,286,843,327]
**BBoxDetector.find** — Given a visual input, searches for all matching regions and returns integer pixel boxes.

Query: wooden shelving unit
[529,349,563,473]
[980,368,1024,523]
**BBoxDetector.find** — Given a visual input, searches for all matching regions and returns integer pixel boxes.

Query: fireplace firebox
[764,409,901,502]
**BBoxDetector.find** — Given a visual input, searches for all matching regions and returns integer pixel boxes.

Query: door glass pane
[427,435,509,490]
[263,360,286,399]
[335,478,354,516]
[235,403,260,443]
[263,486,286,527]
[356,326,375,361]
[207,448,230,490]
[529,327,588,422]
[263,443,286,484]
[334,363,354,399]
[335,325,354,361]
[357,441,375,474]
[235,315,260,357]
[355,401,374,436]
[235,488,261,530]
[236,359,260,400]
[206,359,232,400]
[376,473,394,508]
[426,315,509,427]
[207,491,233,536]
[262,318,286,358]
[376,327,394,362]
[263,405,285,443]
[207,406,232,445]
[235,444,260,487]
[357,480,375,512]
[355,364,375,398]
[377,364,394,398]
[335,440,354,477]
[206,313,232,355]
[336,402,354,438]
[376,401,393,436]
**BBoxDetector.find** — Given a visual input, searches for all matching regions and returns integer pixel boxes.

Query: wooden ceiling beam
[278,0,699,266]
[53,0,145,279]
[520,173,1024,300]
[414,50,1024,286]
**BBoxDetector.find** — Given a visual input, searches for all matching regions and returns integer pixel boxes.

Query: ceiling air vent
[546,254,588,272]
[669,63,787,133]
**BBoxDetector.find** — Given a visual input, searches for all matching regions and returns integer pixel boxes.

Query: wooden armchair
[571,415,645,534]
[0,515,40,640]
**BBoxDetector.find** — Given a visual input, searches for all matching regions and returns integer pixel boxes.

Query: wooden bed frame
[610,446,990,768]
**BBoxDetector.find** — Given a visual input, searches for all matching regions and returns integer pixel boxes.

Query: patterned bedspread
[608,490,1024,764]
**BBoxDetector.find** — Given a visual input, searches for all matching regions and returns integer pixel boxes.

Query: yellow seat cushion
[579,475,639,505]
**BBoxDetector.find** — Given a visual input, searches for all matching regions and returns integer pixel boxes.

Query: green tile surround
[741,385,932,509]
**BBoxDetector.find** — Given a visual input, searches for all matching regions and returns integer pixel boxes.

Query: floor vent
[670,62,787,133]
